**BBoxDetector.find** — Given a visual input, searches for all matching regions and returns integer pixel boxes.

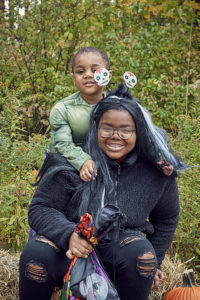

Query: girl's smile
[98,109,137,163]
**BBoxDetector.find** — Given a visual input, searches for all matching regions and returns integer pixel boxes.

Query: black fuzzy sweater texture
[29,153,179,266]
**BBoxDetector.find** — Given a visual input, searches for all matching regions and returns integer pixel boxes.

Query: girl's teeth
[108,144,122,148]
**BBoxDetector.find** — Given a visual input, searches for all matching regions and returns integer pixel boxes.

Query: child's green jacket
[49,91,95,171]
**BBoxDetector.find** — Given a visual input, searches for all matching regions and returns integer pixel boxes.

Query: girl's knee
[118,234,157,278]
[20,236,69,282]
[137,251,157,278]
[25,260,48,283]
[20,236,60,273]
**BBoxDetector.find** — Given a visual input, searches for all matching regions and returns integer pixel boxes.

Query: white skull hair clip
[94,68,110,86]
[123,72,137,88]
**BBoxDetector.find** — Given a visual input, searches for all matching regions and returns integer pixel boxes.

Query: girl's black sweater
[29,153,179,266]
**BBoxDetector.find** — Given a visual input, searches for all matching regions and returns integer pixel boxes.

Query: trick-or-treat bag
[62,204,122,300]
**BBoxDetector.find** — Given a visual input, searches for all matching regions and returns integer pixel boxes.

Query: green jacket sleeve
[49,102,91,171]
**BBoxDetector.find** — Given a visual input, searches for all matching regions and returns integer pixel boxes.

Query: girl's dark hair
[72,47,110,72]
[87,83,186,168]
[76,83,187,215]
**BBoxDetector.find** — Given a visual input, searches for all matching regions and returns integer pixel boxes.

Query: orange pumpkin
[163,269,200,299]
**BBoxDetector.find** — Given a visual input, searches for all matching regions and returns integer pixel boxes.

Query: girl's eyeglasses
[99,127,136,140]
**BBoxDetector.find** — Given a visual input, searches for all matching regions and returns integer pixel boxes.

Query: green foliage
[0,0,199,277]
[170,115,200,275]
[0,134,49,251]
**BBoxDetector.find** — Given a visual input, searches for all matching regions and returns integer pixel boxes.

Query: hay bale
[0,249,61,300]
[0,250,20,300]
[150,254,185,300]
[0,249,185,300]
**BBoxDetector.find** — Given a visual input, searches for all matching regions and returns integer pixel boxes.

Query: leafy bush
[169,115,200,276]
[0,134,49,251]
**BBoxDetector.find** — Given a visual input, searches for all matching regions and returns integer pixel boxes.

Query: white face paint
[123,72,137,88]
[94,68,110,86]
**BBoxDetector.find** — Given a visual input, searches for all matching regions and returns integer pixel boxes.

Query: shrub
[0,134,49,251]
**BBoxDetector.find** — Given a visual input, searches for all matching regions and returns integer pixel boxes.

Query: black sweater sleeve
[147,177,180,266]
[28,167,78,251]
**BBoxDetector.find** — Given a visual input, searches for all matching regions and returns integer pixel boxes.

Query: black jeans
[19,231,157,300]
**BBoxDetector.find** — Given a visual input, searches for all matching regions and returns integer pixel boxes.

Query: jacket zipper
[114,165,120,207]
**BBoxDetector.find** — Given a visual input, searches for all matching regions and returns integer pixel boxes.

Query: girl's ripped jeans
[19,231,157,300]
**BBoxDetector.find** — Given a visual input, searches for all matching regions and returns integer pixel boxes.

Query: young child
[49,47,112,182]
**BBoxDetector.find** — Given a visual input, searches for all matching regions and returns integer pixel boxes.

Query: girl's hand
[66,232,93,259]
[153,269,164,289]
[80,159,97,182]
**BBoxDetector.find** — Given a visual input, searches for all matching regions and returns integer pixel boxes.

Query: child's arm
[49,102,92,172]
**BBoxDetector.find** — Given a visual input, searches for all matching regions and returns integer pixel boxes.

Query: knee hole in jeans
[137,251,156,278]
[25,260,48,283]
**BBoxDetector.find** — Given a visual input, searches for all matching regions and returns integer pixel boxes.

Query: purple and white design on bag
[79,273,108,300]
[90,251,108,281]
[77,250,119,300]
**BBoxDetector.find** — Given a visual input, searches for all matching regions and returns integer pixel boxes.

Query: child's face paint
[94,68,110,86]
[123,72,137,88]
[72,52,111,104]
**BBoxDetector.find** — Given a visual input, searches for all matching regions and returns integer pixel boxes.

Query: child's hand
[157,160,174,176]
[80,159,97,182]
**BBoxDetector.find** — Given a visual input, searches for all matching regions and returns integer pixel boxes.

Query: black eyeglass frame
[98,127,136,140]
